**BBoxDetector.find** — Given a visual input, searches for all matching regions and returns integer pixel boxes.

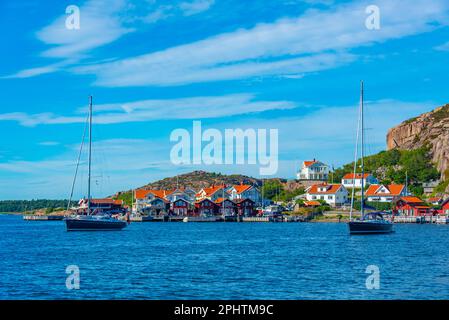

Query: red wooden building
[195,199,219,216]
[171,198,193,216]
[215,198,236,216]
[394,196,430,216]
[234,198,255,216]
[439,198,449,215]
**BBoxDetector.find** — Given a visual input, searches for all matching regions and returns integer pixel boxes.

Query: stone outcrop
[386,104,449,186]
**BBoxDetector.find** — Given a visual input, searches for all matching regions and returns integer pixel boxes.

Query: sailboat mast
[360,81,365,219]
[87,95,93,215]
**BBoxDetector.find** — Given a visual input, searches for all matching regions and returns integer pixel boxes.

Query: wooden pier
[23,215,65,221]
[183,216,218,222]
[129,215,154,222]
[241,216,273,222]
[393,215,446,224]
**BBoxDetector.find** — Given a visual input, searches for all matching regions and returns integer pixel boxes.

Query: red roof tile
[233,184,252,194]
[400,196,424,204]
[342,173,372,179]
[307,183,343,194]
[365,184,405,197]
[304,201,321,206]
[304,160,317,167]
[135,189,174,200]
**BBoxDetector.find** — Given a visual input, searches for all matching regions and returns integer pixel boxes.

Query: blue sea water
[1,214,449,300]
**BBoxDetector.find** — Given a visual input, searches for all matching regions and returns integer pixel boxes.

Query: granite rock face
[386,104,449,191]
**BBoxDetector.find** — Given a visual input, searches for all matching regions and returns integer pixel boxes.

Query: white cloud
[36,0,131,59]
[180,0,215,16]
[73,0,449,87]
[0,94,296,127]
[434,41,449,51]
[38,141,60,146]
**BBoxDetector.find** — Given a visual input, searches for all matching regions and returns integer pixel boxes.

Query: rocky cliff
[386,104,449,183]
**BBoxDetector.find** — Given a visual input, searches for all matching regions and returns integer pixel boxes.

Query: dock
[393,215,445,224]
[23,215,65,221]
[183,216,218,222]
[241,216,273,222]
[129,215,154,222]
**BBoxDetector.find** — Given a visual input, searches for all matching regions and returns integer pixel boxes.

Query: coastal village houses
[196,185,230,202]
[341,173,378,188]
[305,183,348,207]
[227,184,261,206]
[394,196,430,216]
[297,159,330,181]
[133,184,259,217]
[134,189,171,215]
[365,184,408,203]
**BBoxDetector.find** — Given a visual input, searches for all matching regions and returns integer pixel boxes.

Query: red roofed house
[305,183,348,207]
[196,185,229,202]
[341,173,378,188]
[78,198,123,212]
[296,159,330,181]
[365,184,408,203]
[228,183,261,206]
[440,198,449,216]
[394,196,430,216]
[304,201,321,207]
[428,197,443,206]
[134,189,172,215]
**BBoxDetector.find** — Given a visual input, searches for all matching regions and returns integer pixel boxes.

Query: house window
[328,195,333,200]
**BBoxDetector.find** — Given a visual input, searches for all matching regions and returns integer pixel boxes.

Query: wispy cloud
[0,94,296,127]
[434,41,449,51]
[37,0,131,59]
[180,0,215,16]
[38,141,60,146]
[5,0,217,79]
[73,0,449,87]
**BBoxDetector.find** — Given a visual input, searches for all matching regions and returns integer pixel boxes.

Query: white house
[341,173,378,188]
[165,188,196,203]
[134,189,173,213]
[305,183,348,207]
[297,159,330,181]
[365,184,408,203]
[227,184,262,206]
[196,185,230,202]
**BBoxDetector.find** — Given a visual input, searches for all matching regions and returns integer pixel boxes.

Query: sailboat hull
[348,220,393,234]
[65,216,127,231]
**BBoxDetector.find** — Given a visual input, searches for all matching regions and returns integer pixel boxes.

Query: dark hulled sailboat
[348,82,393,235]
[65,96,127,231]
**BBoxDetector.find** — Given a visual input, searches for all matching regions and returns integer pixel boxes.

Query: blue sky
[1,0,449,200]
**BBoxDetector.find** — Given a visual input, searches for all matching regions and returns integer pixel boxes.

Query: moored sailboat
[348,82,393,235]
[65,96,127,231]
